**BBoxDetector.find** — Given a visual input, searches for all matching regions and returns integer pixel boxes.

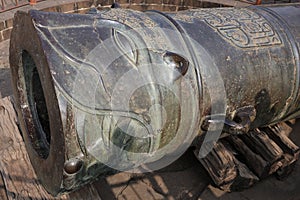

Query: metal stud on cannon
[9,3,300,196]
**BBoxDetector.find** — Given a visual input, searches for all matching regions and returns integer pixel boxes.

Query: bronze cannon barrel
[9,4,300,195]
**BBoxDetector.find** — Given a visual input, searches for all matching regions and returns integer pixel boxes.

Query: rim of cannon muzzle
[10,11,65,195]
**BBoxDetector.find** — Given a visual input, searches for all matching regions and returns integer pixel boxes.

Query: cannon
[9,3,300,196]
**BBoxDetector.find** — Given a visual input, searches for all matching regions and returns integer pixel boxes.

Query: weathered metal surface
[9,4,300,196]
[0,0,43,13]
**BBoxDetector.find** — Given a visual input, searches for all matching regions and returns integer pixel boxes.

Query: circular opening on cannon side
[22,50,51,159]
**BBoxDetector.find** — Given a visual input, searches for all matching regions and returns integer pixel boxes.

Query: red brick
[76,1,93,9]
[0,22,5,31]
[118,3,131,8]
[193,0,204,8]
[96,0,114,6]
[130,0,146,4]
[60,3,76,13]
[41,6,58,12]
[55,6,63,12]
[0,32,4,43]
[181,0,193,7]
[114,0,129,5]
[161,5,177,11]
[144,0,163,4]
[5,18,13,29]
[162,0,181,6]
[2,28,12,41]
[145,4,166,11]
[128,4,145,11]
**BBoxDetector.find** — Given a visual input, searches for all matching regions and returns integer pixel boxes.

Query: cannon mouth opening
[22,50,51,159]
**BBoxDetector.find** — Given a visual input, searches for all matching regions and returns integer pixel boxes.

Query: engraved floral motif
[173,8,282,48]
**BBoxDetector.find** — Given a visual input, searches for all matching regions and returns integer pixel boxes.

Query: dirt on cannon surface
[1,39,300,200]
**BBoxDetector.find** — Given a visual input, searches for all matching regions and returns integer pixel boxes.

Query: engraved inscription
[173,8,282,48]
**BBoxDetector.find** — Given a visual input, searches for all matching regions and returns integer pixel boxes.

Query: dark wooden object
[199,122,300,191]
[199,141,259,191]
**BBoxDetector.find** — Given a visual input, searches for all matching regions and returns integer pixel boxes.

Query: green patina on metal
[9,4,300,196]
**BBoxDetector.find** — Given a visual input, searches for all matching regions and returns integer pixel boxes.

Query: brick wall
[0,18,13,42]
[0,0,237,43]
[95,0,221,12]
[0,0,95,42]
